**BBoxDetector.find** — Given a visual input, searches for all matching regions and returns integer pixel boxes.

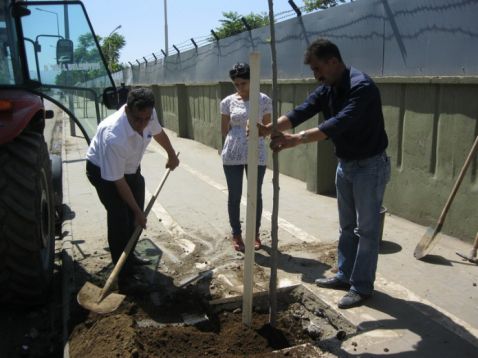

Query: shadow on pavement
[320,290,478,357]
[379,240,402,254]
[255,245,330,284]
[419,255,453,266]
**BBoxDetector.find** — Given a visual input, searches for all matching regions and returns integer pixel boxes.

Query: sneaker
[338,290,370,309]
[315,277,350,290]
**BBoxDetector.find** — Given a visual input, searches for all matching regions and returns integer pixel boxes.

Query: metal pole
[55,12,59,36]
[35,8,59,36]
[288,0,302,17]
[190,38,198,50]
[63,3,76,136]
[107,25,121,71]
[210,29,219,42]
[164,0,168,55]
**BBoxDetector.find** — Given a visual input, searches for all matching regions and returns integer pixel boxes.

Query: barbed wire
[123,5,307,67]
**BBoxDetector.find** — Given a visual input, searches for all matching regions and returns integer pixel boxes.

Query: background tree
[55,31,125,87]
[303,0,351,12]
[75,33,102,64]
[55,33,103,86]
[212,11,269,40]
[101,32,125,72]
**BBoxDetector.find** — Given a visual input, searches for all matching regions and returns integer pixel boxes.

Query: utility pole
[35,8,59,36]
[164,0,168,56]
[107,25,122,71]
[63,3,76,137]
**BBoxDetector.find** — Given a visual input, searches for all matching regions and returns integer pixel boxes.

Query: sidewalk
[63,125,477,357]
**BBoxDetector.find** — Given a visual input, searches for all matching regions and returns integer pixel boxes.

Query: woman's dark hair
[229,62,250,80]
[127,87,155,110]
[304,38,343,64]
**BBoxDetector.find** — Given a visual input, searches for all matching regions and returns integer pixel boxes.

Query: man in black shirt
[259,38,390,309]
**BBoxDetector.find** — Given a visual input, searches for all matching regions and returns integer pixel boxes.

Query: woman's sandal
[254,236,262,250]
[232,235,245,252]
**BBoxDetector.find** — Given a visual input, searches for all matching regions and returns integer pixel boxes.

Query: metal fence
[125,3,308,67]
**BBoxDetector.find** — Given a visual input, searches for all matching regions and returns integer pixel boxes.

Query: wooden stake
[242,52,261,326]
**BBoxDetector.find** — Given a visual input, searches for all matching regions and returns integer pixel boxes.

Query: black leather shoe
[130,255,152,266]
[121,265,142,276]
[118,277,150,294]
[338,290,370,309]
[315,277,350,290]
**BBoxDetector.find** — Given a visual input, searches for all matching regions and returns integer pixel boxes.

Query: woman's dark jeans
[223,164,266,236]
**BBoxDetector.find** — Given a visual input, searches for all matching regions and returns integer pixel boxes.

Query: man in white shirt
[86,87,179,289]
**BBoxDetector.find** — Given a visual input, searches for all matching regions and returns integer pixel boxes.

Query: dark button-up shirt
[286,67,388,161]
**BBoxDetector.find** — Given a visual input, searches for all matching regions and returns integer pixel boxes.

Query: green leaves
[212,11,269,40]
[303,0,348,12]
[101,33,126,72]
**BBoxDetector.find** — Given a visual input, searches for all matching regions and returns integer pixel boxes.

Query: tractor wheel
[0,130,55,305]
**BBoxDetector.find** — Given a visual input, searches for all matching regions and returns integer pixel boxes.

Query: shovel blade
[414,226,440,259]
[77,281,126,314]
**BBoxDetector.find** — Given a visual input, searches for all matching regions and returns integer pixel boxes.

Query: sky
[81,0,306,64]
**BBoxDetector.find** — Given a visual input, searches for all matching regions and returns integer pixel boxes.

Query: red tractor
[0,0,118,304]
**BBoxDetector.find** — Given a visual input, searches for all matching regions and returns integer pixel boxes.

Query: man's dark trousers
[86,161,144,278]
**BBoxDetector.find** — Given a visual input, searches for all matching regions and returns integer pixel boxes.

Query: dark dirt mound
[69,314,136,357]
[69,300,335,358]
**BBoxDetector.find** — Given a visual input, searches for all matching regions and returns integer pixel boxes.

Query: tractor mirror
[45,109,54,119]
[102,87,119,110]
[56,39,73,65]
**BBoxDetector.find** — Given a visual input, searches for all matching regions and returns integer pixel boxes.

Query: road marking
[145,190,216,254]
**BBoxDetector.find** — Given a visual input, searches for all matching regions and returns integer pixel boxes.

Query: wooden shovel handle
[471,232,478,254]
[437,136,478,225]
[100,152,179,300]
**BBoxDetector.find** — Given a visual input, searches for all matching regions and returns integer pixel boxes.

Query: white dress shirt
[86,105,162,181]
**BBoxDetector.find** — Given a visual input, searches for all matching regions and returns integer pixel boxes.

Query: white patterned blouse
[220,92,272,166]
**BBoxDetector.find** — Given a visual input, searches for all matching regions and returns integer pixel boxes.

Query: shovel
[456,232,478,264]
[77,154,178,314]
[178,268,215,288]
[414,135,478,259]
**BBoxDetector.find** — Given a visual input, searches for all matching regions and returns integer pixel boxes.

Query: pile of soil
[70,302,330,358]
[69,239,344,357]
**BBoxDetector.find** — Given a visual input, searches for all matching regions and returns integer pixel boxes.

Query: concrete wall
[144,78,477,241]
[117,0,478,85]
[378,78,478,241]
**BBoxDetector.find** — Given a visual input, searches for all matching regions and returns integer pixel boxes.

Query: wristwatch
[299,130,308,143]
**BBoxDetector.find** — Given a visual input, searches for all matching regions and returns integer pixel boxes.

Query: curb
[61,115,74,358]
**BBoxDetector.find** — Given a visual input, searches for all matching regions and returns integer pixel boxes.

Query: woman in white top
[220,63,272,252]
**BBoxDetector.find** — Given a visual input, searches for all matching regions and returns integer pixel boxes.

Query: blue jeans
[223,165,266,236]
[335,152,391,296]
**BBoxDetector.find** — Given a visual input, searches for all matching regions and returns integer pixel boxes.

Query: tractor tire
[0,130,55,305]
